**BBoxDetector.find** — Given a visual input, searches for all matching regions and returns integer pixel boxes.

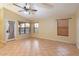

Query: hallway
[0,38,79,56]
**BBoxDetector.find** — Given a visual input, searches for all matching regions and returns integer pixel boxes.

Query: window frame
[33,22,39,33]
[18,22,30,35]
[57,19,69,36]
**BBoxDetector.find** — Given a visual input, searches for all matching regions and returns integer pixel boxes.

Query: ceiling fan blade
[18,10,25,12]
[32,9,37,11]
[13,3,24,9]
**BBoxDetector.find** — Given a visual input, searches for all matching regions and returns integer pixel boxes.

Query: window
[34,23,39,33]
[57,19,69,36]
[18,22,30,34]
[25,23,30,33]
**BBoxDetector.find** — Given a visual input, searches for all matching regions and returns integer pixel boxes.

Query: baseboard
[33,37,76,45]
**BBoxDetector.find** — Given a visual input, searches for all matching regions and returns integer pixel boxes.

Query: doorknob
[6,30,9,33]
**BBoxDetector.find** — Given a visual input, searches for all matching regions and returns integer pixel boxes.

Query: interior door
[8,21,15,39]
[5,21,15,41]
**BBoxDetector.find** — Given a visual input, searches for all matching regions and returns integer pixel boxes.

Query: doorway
[5,20,16,41]
[8,21,15,39]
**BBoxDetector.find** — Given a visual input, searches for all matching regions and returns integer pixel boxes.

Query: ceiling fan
[13,3,37,14]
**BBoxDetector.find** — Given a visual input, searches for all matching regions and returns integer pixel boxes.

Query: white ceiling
[2,3,79,19]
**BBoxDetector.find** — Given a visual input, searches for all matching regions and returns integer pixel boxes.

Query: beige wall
[76,8,79,48]
[0,7,5,43]
[33,15,76,44]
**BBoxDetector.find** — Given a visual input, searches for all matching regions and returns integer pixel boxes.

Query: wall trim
[33,37,76,45]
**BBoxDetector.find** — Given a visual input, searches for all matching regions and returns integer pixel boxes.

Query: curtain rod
[57,18,72,20]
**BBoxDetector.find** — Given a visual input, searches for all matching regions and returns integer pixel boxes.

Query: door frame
[4,17,16,42]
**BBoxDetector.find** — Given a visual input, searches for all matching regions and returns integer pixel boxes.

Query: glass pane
[25,23,30,27]
[18,22,30,34]
[34,23,39,28]
[34,23,39,33]
[21,23,25,28]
